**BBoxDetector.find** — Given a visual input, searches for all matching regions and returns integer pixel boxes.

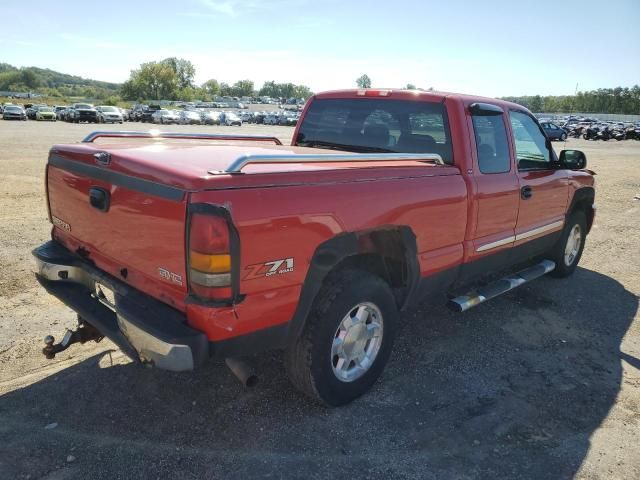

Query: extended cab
[34,89,595,405]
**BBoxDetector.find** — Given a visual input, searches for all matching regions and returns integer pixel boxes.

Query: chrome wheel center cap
[331,302,384,383]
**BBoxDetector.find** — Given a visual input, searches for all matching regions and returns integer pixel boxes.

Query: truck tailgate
[46,149,189,311]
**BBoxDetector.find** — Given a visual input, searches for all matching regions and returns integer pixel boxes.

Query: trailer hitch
[42,317,104,359]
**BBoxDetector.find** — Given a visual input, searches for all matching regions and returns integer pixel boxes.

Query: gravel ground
[0,120,638,480]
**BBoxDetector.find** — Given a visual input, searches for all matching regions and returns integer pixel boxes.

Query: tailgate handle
[89,187,110,212]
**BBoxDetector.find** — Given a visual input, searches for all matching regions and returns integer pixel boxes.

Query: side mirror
[559,150,586,170]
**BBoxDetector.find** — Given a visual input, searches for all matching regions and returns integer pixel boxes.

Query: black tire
[285,268,398,406]
[548,210,587,278]
[560,133,567,141]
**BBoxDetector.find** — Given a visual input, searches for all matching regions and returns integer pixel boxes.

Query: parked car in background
[60,108,74,122]
[35,106,57,121]
[239,111,254,123]
[177,110,202,125]
[151,109,179,124]
[140,105,162,123]
[96,106,124,124]
[26,104,47,120]
[2,105,27,120]
[263,113,279,125]
[541,122,568,141]
[54,106,67,119]
[119,108,131,121]
[69,103,98,123]
[220,112,242,126]
[200,111,221,125]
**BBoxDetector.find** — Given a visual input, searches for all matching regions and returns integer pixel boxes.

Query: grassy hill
[0,63,121,102]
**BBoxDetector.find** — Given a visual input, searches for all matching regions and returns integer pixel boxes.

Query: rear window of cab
[296,98,453,165]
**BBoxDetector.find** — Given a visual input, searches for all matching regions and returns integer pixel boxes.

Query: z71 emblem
[244,258,294,280]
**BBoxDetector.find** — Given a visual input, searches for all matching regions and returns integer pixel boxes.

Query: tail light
[188,210,235,301]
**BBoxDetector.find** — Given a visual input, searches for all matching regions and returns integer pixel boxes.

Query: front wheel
[548,211,587,278]
[560,132,567,141]
[285,269,397,406]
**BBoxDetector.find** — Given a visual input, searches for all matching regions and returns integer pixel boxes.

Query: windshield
[76,104,93,109]
[296,98,453,164]
[39,107,53,112]
[99,106,117,112]
[6,106,21,112]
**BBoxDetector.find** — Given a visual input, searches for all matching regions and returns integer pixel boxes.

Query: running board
[448,260,556,312]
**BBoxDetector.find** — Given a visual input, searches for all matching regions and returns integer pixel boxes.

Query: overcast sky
[1,0,639,97]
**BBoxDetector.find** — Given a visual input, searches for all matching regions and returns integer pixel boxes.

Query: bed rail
[81,131,283,145]
[209,152,444,175]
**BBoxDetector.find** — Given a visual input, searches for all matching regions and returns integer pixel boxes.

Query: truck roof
[312,88,527,112]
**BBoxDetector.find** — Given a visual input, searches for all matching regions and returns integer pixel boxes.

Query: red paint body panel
[188,172,467,340]
[44,89,595,344]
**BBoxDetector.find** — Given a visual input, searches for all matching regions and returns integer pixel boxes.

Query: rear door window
[471,114,511,174]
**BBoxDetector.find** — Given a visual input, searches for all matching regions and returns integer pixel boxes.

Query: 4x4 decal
[244,258,294,280]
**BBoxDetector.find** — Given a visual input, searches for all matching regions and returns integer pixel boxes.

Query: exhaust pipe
[225,358,258,387]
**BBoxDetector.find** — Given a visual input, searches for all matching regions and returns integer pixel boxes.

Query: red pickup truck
[34,89,595,405]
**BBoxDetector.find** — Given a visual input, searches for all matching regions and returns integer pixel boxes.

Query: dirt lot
[0,120,638,480]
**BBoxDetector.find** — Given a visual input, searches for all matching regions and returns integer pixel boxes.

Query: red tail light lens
[188,213,233,300]
[190,214,229,253]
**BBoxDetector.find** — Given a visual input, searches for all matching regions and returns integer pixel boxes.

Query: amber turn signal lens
[190,252,231,274]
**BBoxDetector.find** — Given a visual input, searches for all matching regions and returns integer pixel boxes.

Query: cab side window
[471,114,511,174]
[509,111,553,170]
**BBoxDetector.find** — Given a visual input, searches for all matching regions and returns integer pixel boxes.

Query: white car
[151,109,179,124]
[177,110,202,125]
[220,112,242,126]
[96,106,123,124]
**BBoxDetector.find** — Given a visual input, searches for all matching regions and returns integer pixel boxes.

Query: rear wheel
[548,210,587,278]
[285,269,397,406]
[560,132,567,141]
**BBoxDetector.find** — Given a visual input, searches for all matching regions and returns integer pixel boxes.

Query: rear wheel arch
[287,226,419,343]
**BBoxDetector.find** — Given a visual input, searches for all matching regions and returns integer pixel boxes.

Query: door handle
[521,185,533,200]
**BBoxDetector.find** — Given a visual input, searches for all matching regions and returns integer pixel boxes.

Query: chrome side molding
[476,220,565,253]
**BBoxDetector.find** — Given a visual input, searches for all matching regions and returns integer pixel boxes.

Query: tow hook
[42,317,104,359]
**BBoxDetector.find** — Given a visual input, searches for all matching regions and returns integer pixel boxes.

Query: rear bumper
[33,241,209,371]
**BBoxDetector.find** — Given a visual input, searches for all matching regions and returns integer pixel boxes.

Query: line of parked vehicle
[538,116,640,142]
[131,104,300,126]
[1,102,301,127]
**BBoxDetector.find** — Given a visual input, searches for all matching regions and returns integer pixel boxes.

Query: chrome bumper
[33,241,208,372]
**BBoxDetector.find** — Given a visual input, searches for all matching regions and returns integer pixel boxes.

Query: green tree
[201,78,220,97]
[293,84,313,99]
[162,57,195,89]
[356,74,372,88]
[406,83,416,90]
[21,69,42,89]
[132,61,178,100]
[231,79,254,97]
[259,80,278,98]
[219,82,232,96]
